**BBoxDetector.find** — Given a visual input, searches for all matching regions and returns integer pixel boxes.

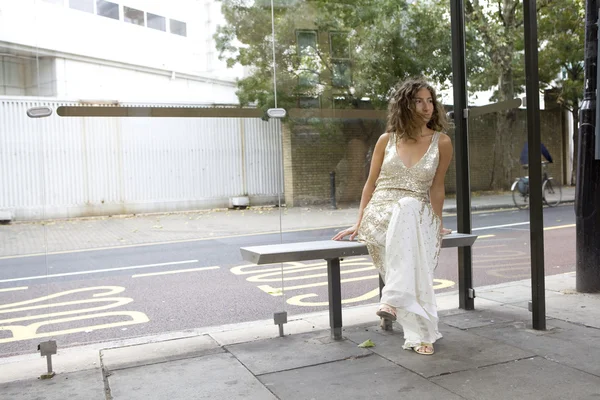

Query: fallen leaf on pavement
[357,339,375,348]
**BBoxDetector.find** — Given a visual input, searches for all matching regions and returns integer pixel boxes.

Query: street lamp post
[576,0,600,293]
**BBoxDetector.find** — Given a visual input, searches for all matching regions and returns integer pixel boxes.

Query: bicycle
[511,161,562,210]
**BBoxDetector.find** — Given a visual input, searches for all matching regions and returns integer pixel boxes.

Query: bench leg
[458,246,475,310]
[326,258,343,340]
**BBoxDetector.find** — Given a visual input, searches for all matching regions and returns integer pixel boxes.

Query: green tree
[465,0,529,189]
[214,0,455,201]
[538,0,585,185]
[216,0,581,194]
[215,0,454,111]
[465,0,581,189]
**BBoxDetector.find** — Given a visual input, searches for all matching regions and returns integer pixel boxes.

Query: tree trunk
[488,0,518,190]
[571,104,579,185]
[490,66,518,190]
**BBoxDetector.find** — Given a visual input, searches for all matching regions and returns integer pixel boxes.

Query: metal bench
[240,233,478,340]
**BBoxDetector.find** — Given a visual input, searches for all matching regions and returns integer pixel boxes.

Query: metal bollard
[274,311,287,337]
[38,340,57,379]
[329,171,337,209]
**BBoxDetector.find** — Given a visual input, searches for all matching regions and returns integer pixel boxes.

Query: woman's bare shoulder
[438,132,453,147]
[376,132,391,146]
[379,132,391,141]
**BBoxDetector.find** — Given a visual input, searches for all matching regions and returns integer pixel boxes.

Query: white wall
[0,97,283,221]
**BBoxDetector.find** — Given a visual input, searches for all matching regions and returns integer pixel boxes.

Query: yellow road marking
[0,298,133,324]
[287,288,381,306]
[259,277,455,297]
[0,286,148,343]
[544,224,575,231]
[473,262,531,269]
[0,286,125,309]
[0,260,198,283]
[230,258,370,275]
[258,274,380,295]
[0,311,149,344]
[284,279,456,306]
[0,287,28,293]
[248,265,375,283]
[132,266,220,278]
[486,267,530,279]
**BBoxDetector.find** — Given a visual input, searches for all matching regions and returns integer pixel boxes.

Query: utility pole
[576,0,600,293]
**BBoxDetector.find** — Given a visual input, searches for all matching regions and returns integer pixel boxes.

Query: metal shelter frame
[35,0,549,330]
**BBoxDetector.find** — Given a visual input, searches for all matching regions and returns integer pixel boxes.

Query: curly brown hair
[386,77,448,142]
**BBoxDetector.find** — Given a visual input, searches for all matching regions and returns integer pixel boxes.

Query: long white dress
[357,132,443,349]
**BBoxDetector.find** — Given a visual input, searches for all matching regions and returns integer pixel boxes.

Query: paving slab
[543,272,576,292]
[544,292,600,329]
[431,356,600,400]
[102,335,222,370]
[107,353,276,400]
[476,284,563,304]
[259,352,464,400]
[441,304,536,329]
[342,322,533,378]
[225,331,370,376]
[470,318,600,376]
[0,370,105,400]
[209,319,322,346]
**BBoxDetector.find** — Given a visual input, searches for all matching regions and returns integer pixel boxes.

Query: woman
[333,77,453,356]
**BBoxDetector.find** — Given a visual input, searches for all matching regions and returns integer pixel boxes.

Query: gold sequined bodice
[373,132,441,198]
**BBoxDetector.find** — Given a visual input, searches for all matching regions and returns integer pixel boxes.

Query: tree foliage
[215,0,584,190]
[464,0,583,188]
[538,0,585,185]
[215,0,456,113]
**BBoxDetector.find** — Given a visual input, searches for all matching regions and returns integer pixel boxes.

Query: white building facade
[0,0,285,221]
[0,0,242,102]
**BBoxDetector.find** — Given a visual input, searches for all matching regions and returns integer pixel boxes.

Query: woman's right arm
[332,133,389,241]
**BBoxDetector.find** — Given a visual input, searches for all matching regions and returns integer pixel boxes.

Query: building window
[69,0,93,13]
[124,6,144,26]
[147,13,166,32]
[296,31,319,88]
[170,19,187,37]
[329,32,351,88]
[298,97,320,109]
[96,0,119,20]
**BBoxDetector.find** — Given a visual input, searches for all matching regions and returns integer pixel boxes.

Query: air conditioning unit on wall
[0,210,12,224]
[229,196,250,209]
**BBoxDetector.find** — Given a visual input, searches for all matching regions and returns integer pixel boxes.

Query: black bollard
[330,171,337,209]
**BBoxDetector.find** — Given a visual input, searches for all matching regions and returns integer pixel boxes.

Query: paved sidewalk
[1,272,599,399]
[0,187,575,258]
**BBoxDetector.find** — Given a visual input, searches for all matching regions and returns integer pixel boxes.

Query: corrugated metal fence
[0,98,283,220]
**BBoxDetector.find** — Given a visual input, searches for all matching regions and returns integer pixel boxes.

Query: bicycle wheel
[543,179,562,207]
[512,183,529,210]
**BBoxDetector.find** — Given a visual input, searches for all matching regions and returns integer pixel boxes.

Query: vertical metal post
[523,0,546,330]
[450,0,474,310]
[596,14,600,161]
[330,171,337,209]
[326,257,343,340]
[576,0,600,292]
[46,356,53,374]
